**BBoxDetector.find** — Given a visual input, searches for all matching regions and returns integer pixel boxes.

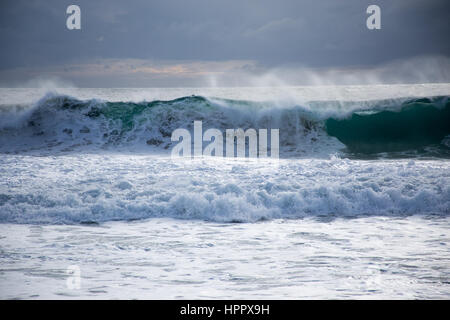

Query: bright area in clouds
[0,0,449,87]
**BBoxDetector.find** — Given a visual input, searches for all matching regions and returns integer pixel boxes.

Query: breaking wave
[0,93,449,158]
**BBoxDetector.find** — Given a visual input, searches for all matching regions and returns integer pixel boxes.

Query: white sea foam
[0,154,448,224]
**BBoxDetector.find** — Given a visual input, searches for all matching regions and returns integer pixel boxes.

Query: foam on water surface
[0,154,448,224]
[0,217,449,299]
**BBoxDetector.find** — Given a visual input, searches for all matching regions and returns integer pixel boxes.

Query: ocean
[0,84,449,299]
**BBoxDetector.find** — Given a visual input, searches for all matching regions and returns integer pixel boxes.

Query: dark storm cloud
[0,0,449,85]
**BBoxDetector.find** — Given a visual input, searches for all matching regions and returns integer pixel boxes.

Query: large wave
[0,93,449,157]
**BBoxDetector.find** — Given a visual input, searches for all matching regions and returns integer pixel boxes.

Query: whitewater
[0,84,449,299]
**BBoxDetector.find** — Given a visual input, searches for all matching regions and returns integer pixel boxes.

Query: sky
[0,0,449,87]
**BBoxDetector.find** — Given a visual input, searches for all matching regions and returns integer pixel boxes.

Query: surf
[0,93,449,158]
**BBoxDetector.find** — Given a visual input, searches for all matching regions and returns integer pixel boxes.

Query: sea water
[0,85,449,299]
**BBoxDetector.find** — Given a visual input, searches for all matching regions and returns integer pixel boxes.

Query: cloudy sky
[0,0,449,87]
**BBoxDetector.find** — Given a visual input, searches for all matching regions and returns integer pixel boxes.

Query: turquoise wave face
[85,96,212,132]
[325,97,450,156]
